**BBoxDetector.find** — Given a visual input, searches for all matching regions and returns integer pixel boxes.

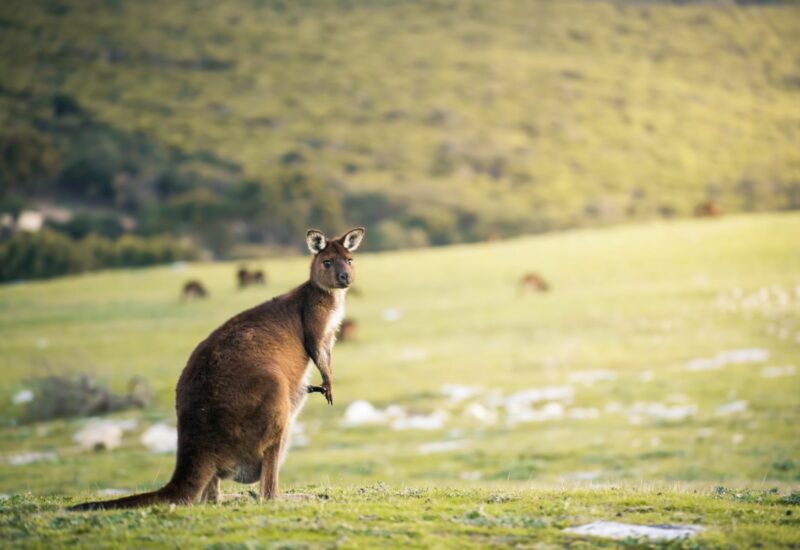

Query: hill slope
[1,0,799,253]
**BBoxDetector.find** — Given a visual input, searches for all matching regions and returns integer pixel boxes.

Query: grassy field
[1,213,799,547]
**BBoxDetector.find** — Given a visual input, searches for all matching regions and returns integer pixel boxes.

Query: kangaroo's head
[306,227,365,291]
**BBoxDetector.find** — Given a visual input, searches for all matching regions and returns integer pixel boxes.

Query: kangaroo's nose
[338,272,351,285]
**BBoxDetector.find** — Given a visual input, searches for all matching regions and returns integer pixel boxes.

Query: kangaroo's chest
[322,289,346,341]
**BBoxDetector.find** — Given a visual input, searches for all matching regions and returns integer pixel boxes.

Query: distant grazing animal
[237,268,267,288]
[519,272,550,293]
[69,227,365,511]
[337,318,358,343]
[182,280,208,300]
[695,201,723,217]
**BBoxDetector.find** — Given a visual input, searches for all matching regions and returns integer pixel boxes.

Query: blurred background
[0,0,798,497]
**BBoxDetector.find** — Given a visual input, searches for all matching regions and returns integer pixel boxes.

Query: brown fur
[694,201,723,217]
[237,268,266,288]
[69,227,365,511]
[519,272,550,293]
[181,280,208,300]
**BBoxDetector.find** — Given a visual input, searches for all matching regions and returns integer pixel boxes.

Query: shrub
[0,229,200,282]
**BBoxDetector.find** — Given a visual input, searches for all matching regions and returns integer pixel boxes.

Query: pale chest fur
[323,289,346,342]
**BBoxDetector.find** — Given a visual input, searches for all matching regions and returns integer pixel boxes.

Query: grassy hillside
[2,0,800,254]
[0,214,798,546]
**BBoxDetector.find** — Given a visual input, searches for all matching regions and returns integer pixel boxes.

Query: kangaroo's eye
[346,258,353,265]
[323,260,332,268]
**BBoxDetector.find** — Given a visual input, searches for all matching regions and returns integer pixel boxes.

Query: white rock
[562,471,602,481]
[290,422,310,448]
[567,370,616,385]
[716,400,748,416]
[12,389,34,405]
[761,365,796,378]
[73,421,123,451]
[506,402,564,425]
[6,451,57,465]
[627,402,697,424]
[391,410,448,431]
[97,488,130,496]
[417,440,465,454]
[460,471,482,480]
[384,404,406,419]
[141,423,178,453]
[568,407,600,420]
[440,384,481,403]
[463,403,498,424]
[342,400,388,426]
[686,348,769,371]
[400,347,428,361]
[564,521,703,541]
[381,308,403,322]
[497,385,574,408]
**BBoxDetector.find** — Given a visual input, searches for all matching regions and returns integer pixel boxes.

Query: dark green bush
[0,229,200,282]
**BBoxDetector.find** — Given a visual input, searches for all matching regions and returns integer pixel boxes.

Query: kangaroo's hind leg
[200,476,220,503]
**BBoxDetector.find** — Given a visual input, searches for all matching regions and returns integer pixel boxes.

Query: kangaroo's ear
[339,227,365,251]
[306,229,327,254]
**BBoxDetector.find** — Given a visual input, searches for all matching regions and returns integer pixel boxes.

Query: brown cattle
[70,227,366,510]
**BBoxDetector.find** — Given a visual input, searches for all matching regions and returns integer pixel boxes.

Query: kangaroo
[181,280,208,300]
[519,272,550,293]
[70,227,365,511]
[237,267,267,288]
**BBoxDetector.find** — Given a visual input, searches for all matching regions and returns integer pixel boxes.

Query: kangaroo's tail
[68,455,214,511]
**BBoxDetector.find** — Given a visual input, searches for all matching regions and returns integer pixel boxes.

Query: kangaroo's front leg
[305,335,334,406]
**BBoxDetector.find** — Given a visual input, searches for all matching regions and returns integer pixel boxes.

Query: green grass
[1,213,799,546]
[2,486,800,548]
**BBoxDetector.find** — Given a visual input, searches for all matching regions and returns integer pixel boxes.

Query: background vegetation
[1,0,799,280]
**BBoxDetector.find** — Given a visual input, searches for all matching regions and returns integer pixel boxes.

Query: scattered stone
[567,407,600,420]
[381,308,403,322]
[391,410,448,431]
[627,402,697,424]
[141,423,177,453]
[761,365,796,378]
[507,402,564,425]
[562,471,602,481]
[567,370,616,385]
[417,440,465,454]
[6,451,57,465]
[564,521,703,541]
[716,400,748,416]
[96,488,130,496]
[343,400,388,426]
[290,422,310,448]
[686,348,769,372]
[440,384,482,403]
[73,420,125,451]
[463,402,498,424]
[400,347,428,361]
[12,389,34,405]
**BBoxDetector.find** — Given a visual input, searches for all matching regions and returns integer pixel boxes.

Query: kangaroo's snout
[337,271,351,286]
